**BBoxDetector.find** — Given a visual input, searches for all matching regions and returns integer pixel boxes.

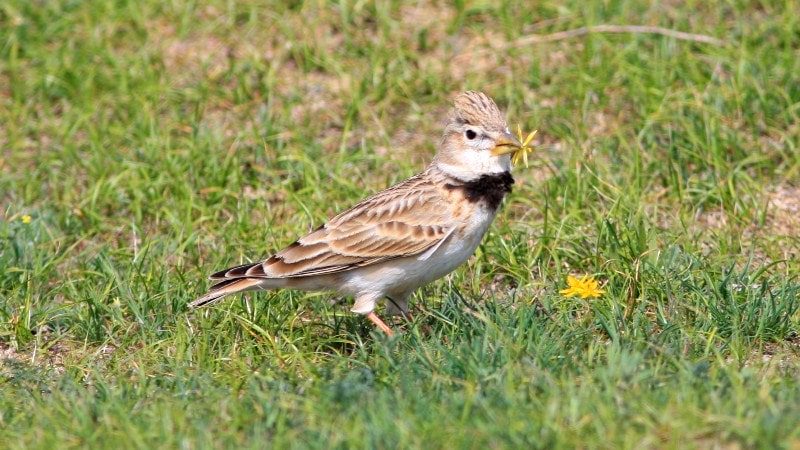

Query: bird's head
[433,91,521,180]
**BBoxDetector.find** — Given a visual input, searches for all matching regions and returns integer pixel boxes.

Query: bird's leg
[366,312,394,336]
[386,295,412,322]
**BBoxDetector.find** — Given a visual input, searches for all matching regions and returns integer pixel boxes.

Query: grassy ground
[2,0,799,448]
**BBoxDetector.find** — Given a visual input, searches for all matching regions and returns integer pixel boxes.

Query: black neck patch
[445,172,514,210]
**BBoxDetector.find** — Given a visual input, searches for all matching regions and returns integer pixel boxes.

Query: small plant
[560,275,605,299]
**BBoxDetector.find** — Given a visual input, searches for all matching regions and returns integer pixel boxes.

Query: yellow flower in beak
[511,124,537,168]
[491,124,537,168]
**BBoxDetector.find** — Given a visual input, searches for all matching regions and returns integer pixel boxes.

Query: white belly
[410,210,494,285]
[341,206,497,312]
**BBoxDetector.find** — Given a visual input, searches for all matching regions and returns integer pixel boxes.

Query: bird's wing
[211,173,455,280]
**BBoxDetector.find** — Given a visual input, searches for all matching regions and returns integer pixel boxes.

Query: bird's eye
[465,129,477,140]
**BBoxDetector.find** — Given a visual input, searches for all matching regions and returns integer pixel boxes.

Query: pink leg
[366,312,394,336]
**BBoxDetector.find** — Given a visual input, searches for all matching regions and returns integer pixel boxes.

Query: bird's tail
[189,277,264,309]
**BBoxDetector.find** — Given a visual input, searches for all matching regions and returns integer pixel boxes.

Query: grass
[1,0,799,448]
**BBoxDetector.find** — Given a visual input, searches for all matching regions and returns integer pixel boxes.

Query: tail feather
[189,277,263,309]
[210,262,261,280]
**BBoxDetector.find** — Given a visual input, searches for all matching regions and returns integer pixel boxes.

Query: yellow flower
[511,124,537,168]
[560,275,604,299]
[21,215,32,224]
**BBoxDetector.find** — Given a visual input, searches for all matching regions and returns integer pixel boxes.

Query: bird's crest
[451,91,507,131]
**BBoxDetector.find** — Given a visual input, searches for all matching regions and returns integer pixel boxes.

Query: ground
[1,0,799,448]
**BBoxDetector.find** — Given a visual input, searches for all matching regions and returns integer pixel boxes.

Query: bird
[190,91,523,336]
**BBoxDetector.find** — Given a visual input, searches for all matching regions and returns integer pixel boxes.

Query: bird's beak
[491,131,523,156]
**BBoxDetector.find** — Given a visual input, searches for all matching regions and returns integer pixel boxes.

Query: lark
[191,91,523,336]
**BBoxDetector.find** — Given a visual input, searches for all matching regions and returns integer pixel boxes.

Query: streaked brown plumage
[191,91,523,336]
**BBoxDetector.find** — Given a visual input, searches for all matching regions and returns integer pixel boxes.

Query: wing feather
[213,173,455,280]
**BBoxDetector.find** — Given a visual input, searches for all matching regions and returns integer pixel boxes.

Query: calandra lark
[191,91,523,336]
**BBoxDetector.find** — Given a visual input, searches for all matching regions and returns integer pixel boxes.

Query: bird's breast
[426,205,497,270]
[442,171,514,211]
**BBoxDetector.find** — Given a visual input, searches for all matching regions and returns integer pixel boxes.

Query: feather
[189,278,263,308]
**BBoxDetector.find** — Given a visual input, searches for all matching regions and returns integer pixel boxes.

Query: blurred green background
[1,0,799,448]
